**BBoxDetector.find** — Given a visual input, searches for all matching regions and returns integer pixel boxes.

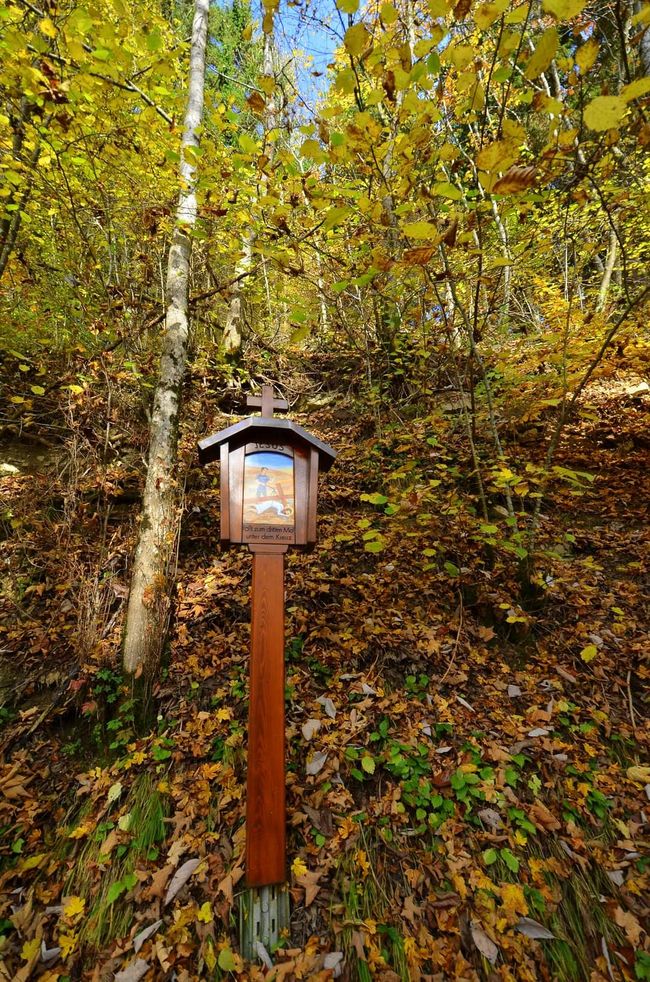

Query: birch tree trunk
[222,33,277,354]
[123,0,209,678]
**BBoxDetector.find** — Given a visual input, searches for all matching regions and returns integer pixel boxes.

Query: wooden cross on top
[246,384,288,418]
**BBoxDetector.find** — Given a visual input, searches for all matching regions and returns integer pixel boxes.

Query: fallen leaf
[613,906,643,945]
[317,695,337,719]
[306,751,328,776]
[148,864,174,900]
[254,941,274,970]
[515,917,556,940]
[297,868,322,906]
[627,765,650,784]
[529,801,561,831]
[302,718,321,741]
[323,951,344,976]
[478,807,503,829]
[164,857,201,906]
[471,920,499,964]
[133,920,163,954]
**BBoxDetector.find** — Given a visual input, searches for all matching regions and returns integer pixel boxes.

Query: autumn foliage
[1,0,649,979]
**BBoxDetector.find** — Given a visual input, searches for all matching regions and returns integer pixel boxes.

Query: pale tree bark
[597,229,618,312]
[123,0,209,678]
[223,32,278,354]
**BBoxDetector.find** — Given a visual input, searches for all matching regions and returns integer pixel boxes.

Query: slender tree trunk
[221,33,277,354]
[123,0,209,679]
[597,229,617,312]
[223,232,253,354]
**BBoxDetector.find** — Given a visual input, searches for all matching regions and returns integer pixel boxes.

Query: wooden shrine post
[243,387,288,888]
[197,386,336,957]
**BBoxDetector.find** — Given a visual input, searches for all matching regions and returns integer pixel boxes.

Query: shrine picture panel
[242,449,295,545]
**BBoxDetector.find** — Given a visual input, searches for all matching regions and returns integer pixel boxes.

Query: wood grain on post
[246,543,287,886]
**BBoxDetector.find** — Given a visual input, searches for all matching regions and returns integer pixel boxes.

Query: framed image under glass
[242,450,295,542]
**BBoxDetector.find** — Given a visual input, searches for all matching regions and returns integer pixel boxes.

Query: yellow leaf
[258,75,276,96]
[292,856,308,878]
[476,139,517,172]
[524,28,558,80]
[621,77,650,102]
[475,0,508,29]
[344,23,370,58]
[380,3,398,24]
[21,937,41,961]
[19,853,46,872]
[542,0,586,17]
[39,17,58,37]
[575,37,599,74]
[338,0,359,11]
[402,220,439,240]
[580,643,598,662]
[63,896,86,920]
[627,765,650,783]
[69,822,92,839]
[335,68,357,95]
[204,938,217,971]
[500,883,528,917]
[449,44,474,70]
[300,139,323,159]
[584,95,627,131]
[197,901,213,923]
[59,931,79,959]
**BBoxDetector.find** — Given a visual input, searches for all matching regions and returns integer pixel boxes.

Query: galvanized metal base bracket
[240,883,290,963]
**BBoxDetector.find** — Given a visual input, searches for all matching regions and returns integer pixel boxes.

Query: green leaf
[218,947,238,972]
[500,848,520,873]
[360,492,388,505]
[30,385,45,396]
[361,754,376,774]
[432,181,462,200]
[106,879,127,905]
[483,847,498,865]
[106,781,122,805]
[364,539,385,553]
[444,561,460,577]
[238,133,258,154]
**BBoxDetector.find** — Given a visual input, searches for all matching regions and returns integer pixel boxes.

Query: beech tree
[122,0,210,679]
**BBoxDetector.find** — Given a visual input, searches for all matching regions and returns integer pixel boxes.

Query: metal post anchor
[240,884,290,962]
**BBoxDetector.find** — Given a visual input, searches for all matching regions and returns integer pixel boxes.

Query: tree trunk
[597,229,617,312]
[123,0,209,679]
[222,32,277,354]
[223,232,253,354]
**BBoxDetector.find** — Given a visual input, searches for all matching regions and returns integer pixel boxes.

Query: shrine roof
[198,417,336,471]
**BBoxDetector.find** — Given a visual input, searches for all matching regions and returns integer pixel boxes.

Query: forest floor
[0,353,648,981]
